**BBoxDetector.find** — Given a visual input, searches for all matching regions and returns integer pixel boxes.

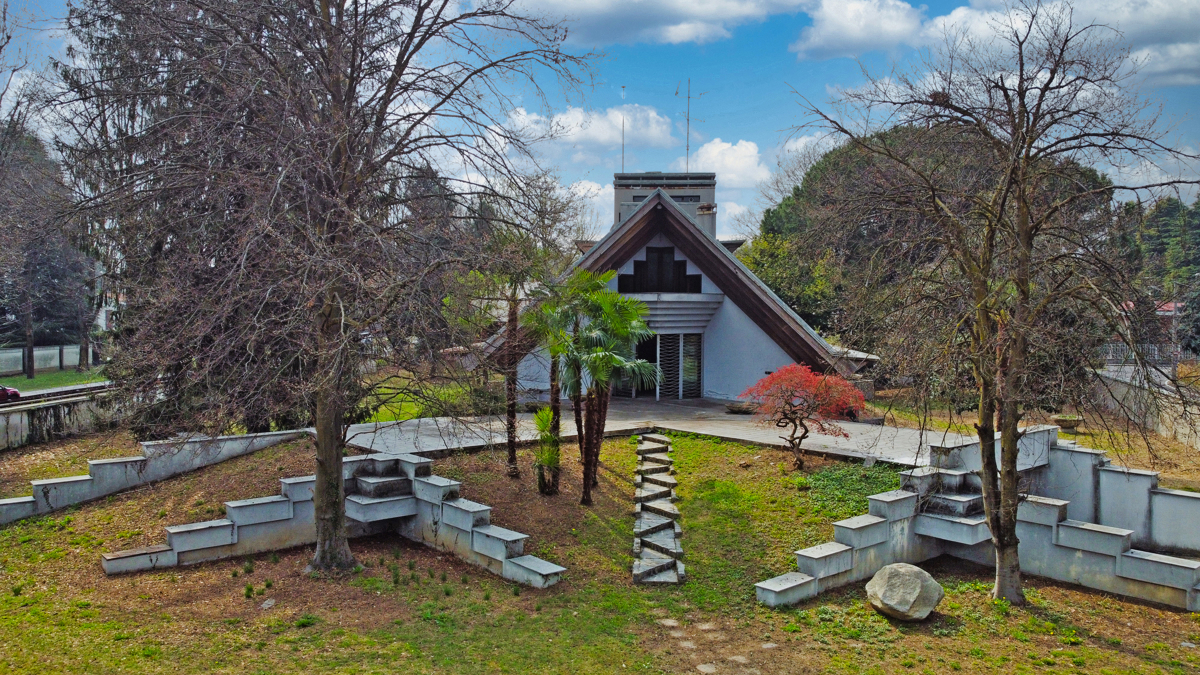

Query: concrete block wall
[755,489,944,607]
[930,425,1057,474]
[1042,440,1200,555]
[0,430,304,525]
[0,396,115,452]
[758,478,1200,611]
[101,451,567,588]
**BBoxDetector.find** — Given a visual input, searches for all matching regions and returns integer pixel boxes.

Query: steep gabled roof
[578,189,867,376]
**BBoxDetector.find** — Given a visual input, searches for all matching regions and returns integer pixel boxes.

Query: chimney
[696,203,716,237]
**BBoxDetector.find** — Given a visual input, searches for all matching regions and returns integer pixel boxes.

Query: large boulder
[865,563,944,621]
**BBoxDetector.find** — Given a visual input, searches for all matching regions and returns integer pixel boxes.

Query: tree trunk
[311,386,355,571]
[77,331,90,373]
[579,390,597,506]
[310,295,355,572]
[993,400,1025,604]
[572,392,584,463]
[993,528,1024,603]
[549,353,560,437]
[22,291,34,379]
[589,386,611,488]
[505,290,520,477]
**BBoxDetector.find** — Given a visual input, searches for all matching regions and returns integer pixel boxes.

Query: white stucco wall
[702,297,795,400]
[517,347,551,393]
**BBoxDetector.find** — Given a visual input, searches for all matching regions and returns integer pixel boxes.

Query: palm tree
[556,271,658,506]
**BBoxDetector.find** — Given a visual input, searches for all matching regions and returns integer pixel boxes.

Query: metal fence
[1101,342,1183,366]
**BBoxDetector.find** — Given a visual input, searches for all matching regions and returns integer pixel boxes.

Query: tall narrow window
[659,334,681,399]
[682,334,702,398]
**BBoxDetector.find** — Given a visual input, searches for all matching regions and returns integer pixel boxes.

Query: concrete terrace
[343,398,973,466]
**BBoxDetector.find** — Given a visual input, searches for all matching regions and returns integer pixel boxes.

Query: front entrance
[620,333,702,400]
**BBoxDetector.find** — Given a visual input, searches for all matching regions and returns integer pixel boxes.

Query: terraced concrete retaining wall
[0,396,117,452]
[101,451,566,588]
[1042,441,1200,553]
[0,430,303,525]
[758,436,1200,611]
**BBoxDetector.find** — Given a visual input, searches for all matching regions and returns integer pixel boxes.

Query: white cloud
[790,0,924,60]
[718,200,752,236]
[671,138,771,188]
[789,0,1200,85]
[552,105,675,149]
[529,0,805,46]
[569,180,616,233]
[509,104,675,167]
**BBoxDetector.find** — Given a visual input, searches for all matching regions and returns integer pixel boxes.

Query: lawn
[0,369,108,392]
[1,430,1199,673]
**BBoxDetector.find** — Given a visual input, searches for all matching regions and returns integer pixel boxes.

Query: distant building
[515,172,876,401]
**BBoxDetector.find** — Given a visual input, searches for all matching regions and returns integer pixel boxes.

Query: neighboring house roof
[576,189,872,376]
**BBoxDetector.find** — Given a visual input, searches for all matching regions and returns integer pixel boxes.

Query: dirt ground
[2,429,1200,673]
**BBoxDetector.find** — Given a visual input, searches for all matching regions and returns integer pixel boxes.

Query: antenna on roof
[675,78,707,173]
[621,85,626,172]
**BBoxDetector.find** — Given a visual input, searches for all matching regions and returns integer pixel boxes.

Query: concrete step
[635,512,681,538]
[642,433,672,445]
[636,442,670,456]
[0,496,36,524]
[502,555,566,588]
[639,566,680,584]
[925,492,983,516]
[166,519,235,552]
[472,524,528,561]
[638,473,678,489]
[356,475,413,498]
[345,494,417,522]
[634,484,674,504]
[101,544,177,575]
[636,462,672,476]
[640,453,673,466]
[394,453,433,479]
[795,542,853,579]
[224,495,292,526]
[640,529,684,559]
[632,550,676,581]
[913,513,991,545]
[638,499,680,520]
[755,572,817,607]
[413,475,461,503]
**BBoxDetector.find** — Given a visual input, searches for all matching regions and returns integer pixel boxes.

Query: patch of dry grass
[2,429,1200,673]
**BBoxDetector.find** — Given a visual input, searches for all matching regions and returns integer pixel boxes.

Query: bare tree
[799,0,1199,602]
[55,0,592,570]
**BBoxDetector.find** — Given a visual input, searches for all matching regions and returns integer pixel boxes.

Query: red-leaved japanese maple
[740,364,865,470]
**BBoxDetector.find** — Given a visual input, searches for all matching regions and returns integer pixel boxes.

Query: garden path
[341,398,968,466]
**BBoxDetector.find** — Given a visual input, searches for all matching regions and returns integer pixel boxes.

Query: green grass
[0,369,107,392]
[0,431,1196,673]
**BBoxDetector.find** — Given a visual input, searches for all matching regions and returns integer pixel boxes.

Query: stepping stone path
[632,433,686,585]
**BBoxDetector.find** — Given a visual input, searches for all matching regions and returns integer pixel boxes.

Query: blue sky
[20,0,1200,236]
[525,0,1200,235]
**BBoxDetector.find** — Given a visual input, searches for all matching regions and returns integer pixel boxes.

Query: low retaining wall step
[345,494,418,522]
[913,513,991,545]
[502,555,567,588]
[102,454,566,588]
[2,430,303,526]
[756,572,817,607]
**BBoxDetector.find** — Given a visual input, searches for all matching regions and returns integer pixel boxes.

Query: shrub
[740,364,865,470]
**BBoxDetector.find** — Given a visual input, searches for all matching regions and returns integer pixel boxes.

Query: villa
[516,171,876,401]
